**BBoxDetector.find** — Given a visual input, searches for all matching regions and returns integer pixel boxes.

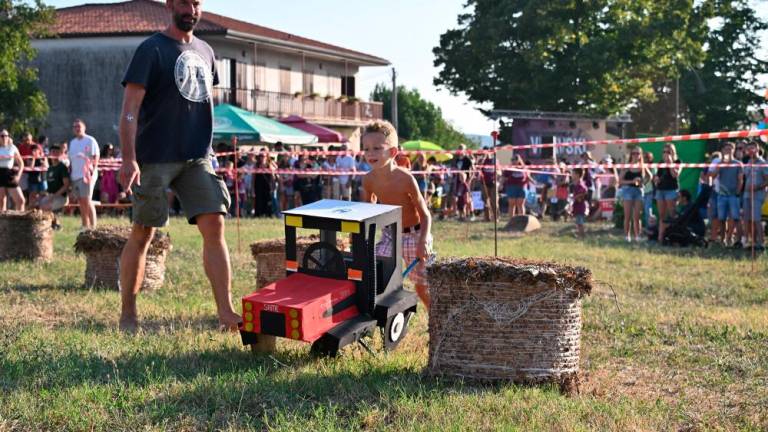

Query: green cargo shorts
[132,158,230,227]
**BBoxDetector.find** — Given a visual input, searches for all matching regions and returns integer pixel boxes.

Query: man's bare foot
[119,316,139,334]
[218,311,241,332]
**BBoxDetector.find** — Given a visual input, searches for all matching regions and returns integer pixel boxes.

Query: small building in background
[490,110,633,165]
[31,0,389,150]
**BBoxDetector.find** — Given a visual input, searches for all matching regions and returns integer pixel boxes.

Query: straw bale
[75,226,171,291]
[0,210,54,261]
[74,225,171,255]
[250,235,348,288]
[427,257,592,394]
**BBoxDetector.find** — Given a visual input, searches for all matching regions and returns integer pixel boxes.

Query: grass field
[1,215,767,431]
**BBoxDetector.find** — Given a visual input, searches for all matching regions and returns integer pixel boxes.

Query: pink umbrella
[279,115,347,143]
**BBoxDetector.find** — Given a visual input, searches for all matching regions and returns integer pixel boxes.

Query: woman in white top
[0,129,26,211]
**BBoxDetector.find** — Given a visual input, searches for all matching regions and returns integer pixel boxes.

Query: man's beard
[173,12,198,32]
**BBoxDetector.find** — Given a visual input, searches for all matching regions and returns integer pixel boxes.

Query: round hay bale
[427,257,592,393]
[250,235,348,288]
[74,226,171,291]
[504,215,541,233]
[0,210,54,261]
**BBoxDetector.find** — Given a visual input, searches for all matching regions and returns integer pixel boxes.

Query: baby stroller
[661,188,710,247]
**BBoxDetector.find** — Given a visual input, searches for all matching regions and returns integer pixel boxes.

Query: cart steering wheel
[302,241,346,278]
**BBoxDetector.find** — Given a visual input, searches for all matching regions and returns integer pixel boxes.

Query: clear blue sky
[42,0,768,136]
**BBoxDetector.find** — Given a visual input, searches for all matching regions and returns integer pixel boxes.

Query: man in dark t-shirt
[117,0,239,333]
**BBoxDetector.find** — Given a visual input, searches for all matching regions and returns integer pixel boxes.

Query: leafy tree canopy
[0,0,54,136]
[371,84,471,149]
[433,0,705,116]
[680,0,768,132]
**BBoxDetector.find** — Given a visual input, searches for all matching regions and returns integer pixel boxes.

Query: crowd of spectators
[2,123,766,250]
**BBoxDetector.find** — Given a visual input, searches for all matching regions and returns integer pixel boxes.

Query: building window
[341,76,355,97]
[255,62,266,91]
[216,58,231,89]
[279,66,291,94]
[302,69,314,95]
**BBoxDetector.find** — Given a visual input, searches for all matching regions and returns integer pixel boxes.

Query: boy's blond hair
[362,120,399,148]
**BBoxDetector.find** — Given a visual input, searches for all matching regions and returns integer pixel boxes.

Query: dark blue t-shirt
[122,33,219,164]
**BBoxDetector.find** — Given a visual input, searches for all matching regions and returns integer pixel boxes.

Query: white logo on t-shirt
[174,50,213,103]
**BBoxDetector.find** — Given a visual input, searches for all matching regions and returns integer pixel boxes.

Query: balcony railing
[212,88,383,122]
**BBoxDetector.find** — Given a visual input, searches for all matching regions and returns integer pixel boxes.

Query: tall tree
[0,0,54,136]
[680,0,768,133]
[433,0,703,117]
[371,84,470,149]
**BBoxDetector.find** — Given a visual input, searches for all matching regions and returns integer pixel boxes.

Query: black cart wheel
[310,334,340,358]
[382,311,411,351]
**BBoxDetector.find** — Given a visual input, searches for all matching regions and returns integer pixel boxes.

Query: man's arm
[118,83,146,193]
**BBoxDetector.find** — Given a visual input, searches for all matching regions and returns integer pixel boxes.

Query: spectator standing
[26,143,48,208]
[39,144,70,229]
[16,133,34,196]
[454,171,470,220]
[0,129,25,211]
[619,148,649,242]
[99,144,120,205]
[479,151,498,222]
[69,119,100,229]
[321,150,338,199]
[713,142,744,247]
[706,151,722,242]
[742,141,767,250]
[654,143,681,243]
[571,168,588,238]
[253,151,273,217]
[503,155,529,218]
[642,151,656,226]
[335,144,356,201]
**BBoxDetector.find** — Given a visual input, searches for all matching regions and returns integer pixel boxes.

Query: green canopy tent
[401,140,453,163]
[212,104,318,145]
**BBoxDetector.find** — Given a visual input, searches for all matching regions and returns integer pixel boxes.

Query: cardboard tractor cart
[239,199,419,356]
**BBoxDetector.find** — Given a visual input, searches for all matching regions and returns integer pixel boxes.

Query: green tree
[433,0,703,116]
[680,0,768,133]
[0,0,54,136]
[371,83,470,149]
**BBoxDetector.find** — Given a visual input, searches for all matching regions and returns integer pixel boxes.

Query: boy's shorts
[133,158,230,227]
[574,214,585,225]
[742,192,766,222]
[27,181,47,193]
[717,194,741,221]
[375,226,433,286]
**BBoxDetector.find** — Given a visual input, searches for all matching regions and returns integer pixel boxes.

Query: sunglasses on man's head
[0,134,8,137]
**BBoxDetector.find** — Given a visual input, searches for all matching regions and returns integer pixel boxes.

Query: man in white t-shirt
[68,118,100,229]
[335,144,356,201]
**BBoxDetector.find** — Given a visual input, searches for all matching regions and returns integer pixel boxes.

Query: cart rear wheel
[383,311,411,351]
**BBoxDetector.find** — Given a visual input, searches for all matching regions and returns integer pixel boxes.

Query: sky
[43,0,768,137]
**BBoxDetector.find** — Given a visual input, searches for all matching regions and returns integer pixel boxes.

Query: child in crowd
[552,163,570,221]
[571,168,588,238]
[361,120,433,309]
[454,171,470,221]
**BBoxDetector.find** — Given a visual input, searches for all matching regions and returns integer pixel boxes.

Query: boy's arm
[407,174,432,260]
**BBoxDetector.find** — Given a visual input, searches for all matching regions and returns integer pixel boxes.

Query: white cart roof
[283,199,401,222]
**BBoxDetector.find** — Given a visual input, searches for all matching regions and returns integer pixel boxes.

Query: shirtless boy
[361,120,433,308]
